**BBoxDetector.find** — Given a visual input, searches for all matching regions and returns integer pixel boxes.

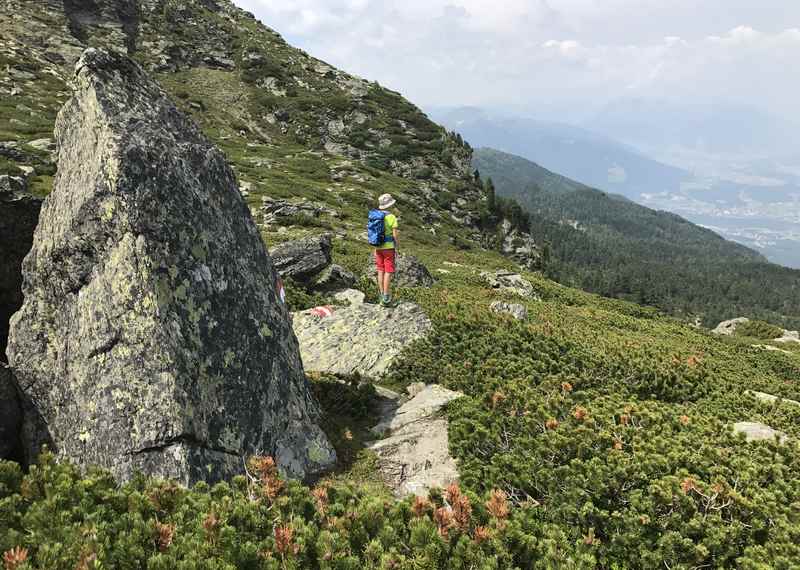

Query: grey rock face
[1,176,43,361]
[0,364,22,460]
[490,301,528,321]
[365,253,435,288]
[269,234,333,284]
[367,384,464,497]
[7,49,334,483]
[292,302,432,380]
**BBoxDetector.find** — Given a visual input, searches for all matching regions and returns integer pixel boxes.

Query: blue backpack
[367,209,391,246]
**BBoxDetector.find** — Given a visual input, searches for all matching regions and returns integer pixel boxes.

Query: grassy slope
[1,2,800,568]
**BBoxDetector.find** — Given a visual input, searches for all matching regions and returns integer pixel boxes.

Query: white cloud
[234,0,800,121]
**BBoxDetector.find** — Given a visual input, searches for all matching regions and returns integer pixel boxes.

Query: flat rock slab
[747,391,800,407]
[367,384,464,497]
[292,302,431,380]
[733,421,788,444]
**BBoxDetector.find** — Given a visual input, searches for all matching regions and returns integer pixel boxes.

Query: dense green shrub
[735,319,785,340]
[0,454,549,569]
[387,280,800,569]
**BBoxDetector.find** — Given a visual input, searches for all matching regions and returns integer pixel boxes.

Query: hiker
[368,193,399,307]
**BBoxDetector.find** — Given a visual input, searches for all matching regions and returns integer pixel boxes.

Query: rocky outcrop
[365,254,435,288]
[712,317,800,343]
[269,234,333,284]
[733,422,787,444]
[481,270,539,299]
[0,364,22,460]
[774,330,800,344]
[0,176,43,361]
[490,301,528,320]
[6,49,334,483]
[292,302,431,380]
[497,219,541,271]
[260,197,338,228]
[712,317,750,335]
[367,383,464,497]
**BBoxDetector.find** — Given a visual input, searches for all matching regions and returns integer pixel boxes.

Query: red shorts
[375,249,396,273]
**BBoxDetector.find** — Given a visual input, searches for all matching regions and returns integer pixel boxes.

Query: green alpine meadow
[1,1,799,569]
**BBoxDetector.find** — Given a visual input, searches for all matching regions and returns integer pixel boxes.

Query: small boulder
[367,384,464,497]
[481,270,539,299]
[733,421,787,444]
[490,301,528,320]
[333,289,365,306]
[293,302,431,380]
[365,253,435,288]
[712,317,749,335]
[269,234,333,284]
[311,264,356,292]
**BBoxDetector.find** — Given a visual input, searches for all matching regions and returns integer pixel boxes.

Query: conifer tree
[485,177,496,213]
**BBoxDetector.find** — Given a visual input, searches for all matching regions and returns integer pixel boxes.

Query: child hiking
[367,193,399,307]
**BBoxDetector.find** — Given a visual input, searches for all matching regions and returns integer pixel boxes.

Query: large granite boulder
[292,302,432,380]
[0,364,21,460]
[269,234,333,284]
[1,176,43,361]
[6,49,334,483]
[365,253,435,288]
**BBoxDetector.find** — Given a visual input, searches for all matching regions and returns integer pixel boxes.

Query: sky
[234,0,800,123]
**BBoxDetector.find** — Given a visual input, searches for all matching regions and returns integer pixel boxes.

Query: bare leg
[377,270,385,297]
[384,272,393,299]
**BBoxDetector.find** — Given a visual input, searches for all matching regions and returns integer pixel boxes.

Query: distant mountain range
[474,147,800,328]
[434,106,800,269]
[432,107,690,202]
[585,98,800,157]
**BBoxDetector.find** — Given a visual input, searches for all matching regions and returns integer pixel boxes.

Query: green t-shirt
[377,213,398,250]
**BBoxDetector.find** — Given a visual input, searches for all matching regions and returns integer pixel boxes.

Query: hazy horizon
[235,0,800,127]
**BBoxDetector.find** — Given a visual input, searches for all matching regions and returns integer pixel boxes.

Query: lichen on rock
[6,48,334,484]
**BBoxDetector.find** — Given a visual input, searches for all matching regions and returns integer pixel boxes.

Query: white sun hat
[378,193,396,210]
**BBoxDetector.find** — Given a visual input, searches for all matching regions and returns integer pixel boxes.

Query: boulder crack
[130,434,240,457]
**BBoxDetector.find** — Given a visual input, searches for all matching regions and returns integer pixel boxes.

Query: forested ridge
[474,147,800,329]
